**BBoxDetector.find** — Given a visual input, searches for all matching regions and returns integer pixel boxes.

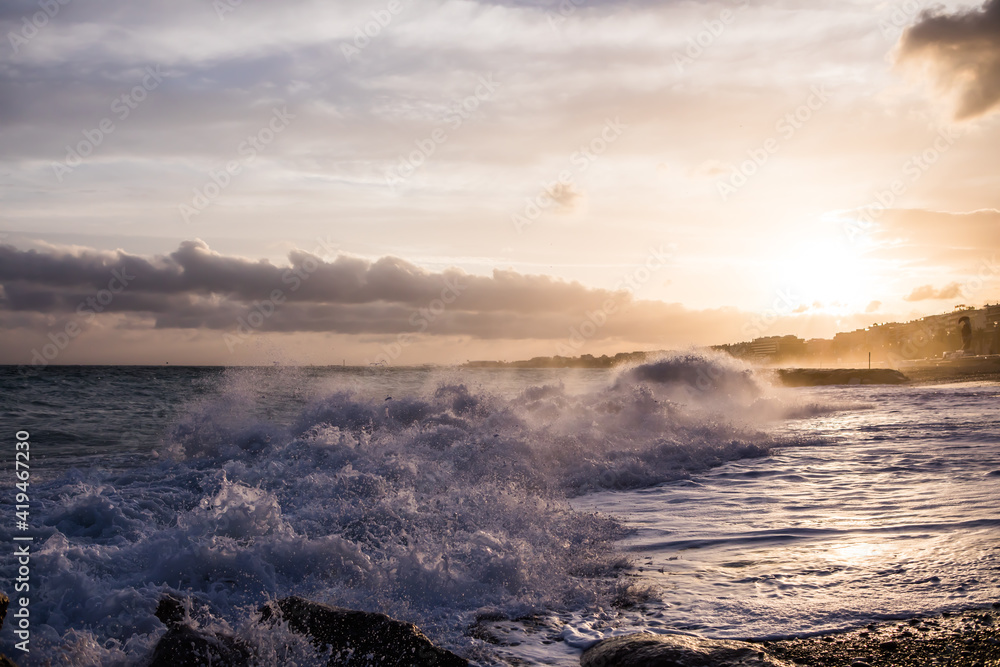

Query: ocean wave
[1,353,806,665]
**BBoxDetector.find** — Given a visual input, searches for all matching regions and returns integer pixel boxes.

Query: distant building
[749,335,806,361]
[718,303,1000,367]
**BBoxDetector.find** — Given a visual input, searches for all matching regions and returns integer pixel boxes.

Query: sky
[1,0,999,366]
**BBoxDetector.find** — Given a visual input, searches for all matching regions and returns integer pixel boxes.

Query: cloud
[897,0,1000,119]
[865,300,881,313]
[903,282,963,302]
[547,182,586,211]
[1,240,887,366]
[690,159,731,179]
[868,208,1000,267]
[0,239,686,342]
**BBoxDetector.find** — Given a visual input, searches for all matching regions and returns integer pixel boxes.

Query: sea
[1,352,997,666]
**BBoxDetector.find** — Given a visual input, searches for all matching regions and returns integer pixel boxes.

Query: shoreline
[576,605,1000,667]
[757,605,1000,666]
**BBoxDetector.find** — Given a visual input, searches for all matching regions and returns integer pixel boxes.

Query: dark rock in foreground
[581,633,794,667]
[586,607,1000,667]
[147,594,467,666]
[260,595,468,666]
[776,368,908,387]
[148,625,251,667]
[147,594,251,667]
[760,607,1000,667]
[0,593,19,667]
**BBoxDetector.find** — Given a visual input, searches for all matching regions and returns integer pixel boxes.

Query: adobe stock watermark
[340,0,412,61]
[674,0,751,73]
[179,106,295,224]
[554,245,673,356]
[716,84,829,201]
[7,0,71,55]
[842,124,962,243]
[878,0,922,40]
[212,0,242,21]
[17,266,135,376]
[952,254,1000,311]
[384,75,500,192]
[546,0,587,32]
[740,287,801,340]
[512,117,627,233]
[366,276,466,366]
[223,236,338,352]
[50,66,163,183]
[11,430,32,655]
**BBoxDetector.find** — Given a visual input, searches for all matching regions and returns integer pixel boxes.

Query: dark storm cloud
[898,0,1000,119]
[0,240,682,340]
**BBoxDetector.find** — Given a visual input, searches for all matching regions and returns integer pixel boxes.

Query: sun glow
[772,239,885,315]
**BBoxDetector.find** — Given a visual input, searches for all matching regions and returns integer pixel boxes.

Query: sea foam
[1,352,790,665]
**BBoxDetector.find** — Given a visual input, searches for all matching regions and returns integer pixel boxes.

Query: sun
[769,237,885,316]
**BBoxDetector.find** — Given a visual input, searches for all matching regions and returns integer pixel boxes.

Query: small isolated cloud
[865,300,882,313]
[547,182,585,212]
[690,159,730,179]
[897,0,1000,119]
[904,282,963,302]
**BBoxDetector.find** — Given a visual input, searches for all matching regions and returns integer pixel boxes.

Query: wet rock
[148,626,251,667]
[153,594,186,628]
[580,633,794,667]
[147,594,251,667]
[260,595,468,666]
[776,369,908,387]
[0,593,18,667]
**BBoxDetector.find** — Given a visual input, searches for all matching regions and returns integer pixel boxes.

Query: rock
[0,593,18,667]
[154,594,187,628]
[580,633,795,667]
[147,595,252,667]
[776,369,908,387]
[148,626,252,667]
[260,596,467,667]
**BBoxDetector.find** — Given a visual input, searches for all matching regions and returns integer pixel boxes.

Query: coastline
[578,605,1000,667]
[467,351,1000,388]
[758,605,1000,666]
